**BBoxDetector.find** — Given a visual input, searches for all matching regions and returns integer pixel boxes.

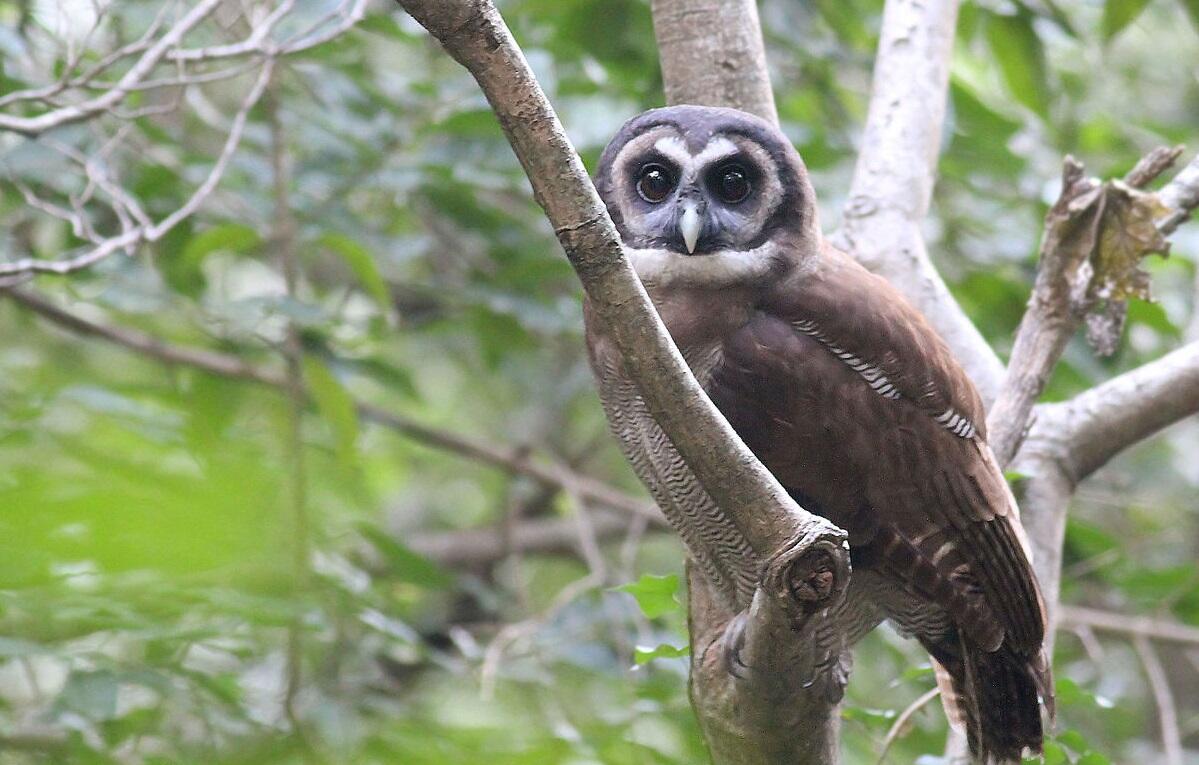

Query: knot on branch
[760,523,850,622]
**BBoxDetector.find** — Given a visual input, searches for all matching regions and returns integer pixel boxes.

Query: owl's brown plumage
[586,106,1052,762]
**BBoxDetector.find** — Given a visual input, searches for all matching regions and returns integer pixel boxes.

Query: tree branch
[0,0,224,136]
[830,0,1005,402]
[0,59,275,283]
[1029,341,1199,484]
[989,150,1199,466]
[649,0,777,124]
[1059,605,1199,647]
[1133,635,1184,765]
[0,287,661,526]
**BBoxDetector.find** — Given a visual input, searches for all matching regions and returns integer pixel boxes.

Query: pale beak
[679,205,702,254]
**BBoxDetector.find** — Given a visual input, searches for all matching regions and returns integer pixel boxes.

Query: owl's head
[595,105,820,288]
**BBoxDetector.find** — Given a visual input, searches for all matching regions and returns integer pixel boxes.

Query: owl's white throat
[624,241,781,289]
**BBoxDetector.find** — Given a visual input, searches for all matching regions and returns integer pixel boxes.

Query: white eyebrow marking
[653,136,693,169]
[651,135,742,181]
[693,136,739,168]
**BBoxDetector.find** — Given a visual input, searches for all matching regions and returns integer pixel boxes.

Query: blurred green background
[0,0,1197,762]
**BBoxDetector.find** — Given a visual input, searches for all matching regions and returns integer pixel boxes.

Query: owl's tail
[925,632,1053,763]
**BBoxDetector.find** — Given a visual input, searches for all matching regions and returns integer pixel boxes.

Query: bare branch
[1031,342,1199,483]
[0,287,660,525]
[0,0,224,136]
[878,687,941,764]
[168,0,298,61]
[406,511,664,568]
[830,0,1005,402]
[990,151,1199,466]
[1059,605,1199,647]
[0,60,275,282]
[649,0,777,124]
[1134,635,1184,765]
[1158,154,1199,235]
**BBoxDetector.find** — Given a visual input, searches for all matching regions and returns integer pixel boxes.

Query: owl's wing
[716,249,1046,656]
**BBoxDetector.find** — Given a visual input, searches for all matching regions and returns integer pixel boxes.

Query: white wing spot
[791,321,977,434]
[792,321,901,400]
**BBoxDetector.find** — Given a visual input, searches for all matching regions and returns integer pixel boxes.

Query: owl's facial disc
[596,109,812,288]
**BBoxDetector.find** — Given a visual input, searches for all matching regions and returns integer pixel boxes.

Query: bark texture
[830,0,1005,404]
[651,0,778,124]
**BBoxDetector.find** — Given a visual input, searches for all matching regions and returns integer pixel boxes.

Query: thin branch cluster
[0,0,367,285]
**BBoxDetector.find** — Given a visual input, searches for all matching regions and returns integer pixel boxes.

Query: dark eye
[714,163,751,203]
[636,163,675,203]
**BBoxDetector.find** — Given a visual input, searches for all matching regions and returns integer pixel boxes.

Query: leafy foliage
[0,0,1196,763]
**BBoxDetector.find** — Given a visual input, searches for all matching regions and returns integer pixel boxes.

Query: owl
[584,105,1052,762]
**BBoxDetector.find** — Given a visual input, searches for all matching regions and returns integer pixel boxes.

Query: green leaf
[1056,728,1089,753]
[984,10,1050,119]
[614,573,680,619]
[57,669,119,721]
[317,232,393,316]
[1039,740,1068,765]
[302,356,360,464]
[633,643,689,665]
[357,524,452,588]
[1077,753,1112,765]
[180,223,261,270]
[841,705,897,725]
[1101,0,1153,40]
[1180,0,1199,29]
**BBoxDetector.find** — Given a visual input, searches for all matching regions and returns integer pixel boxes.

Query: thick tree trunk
[650,0,778,125]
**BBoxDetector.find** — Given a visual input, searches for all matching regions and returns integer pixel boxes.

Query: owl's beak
[679,204,702,254]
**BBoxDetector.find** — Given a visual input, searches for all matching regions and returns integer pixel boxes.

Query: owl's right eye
[636,163,675,203]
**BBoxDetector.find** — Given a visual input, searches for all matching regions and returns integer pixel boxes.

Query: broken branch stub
[1041,156,1172,356]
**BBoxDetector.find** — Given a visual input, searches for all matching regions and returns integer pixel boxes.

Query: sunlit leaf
[1057,728,1090,753]
[633,643,689,665]
[1101,0,1154,40]
[316,232,394,317]
[1040,740,1068,765]
[614,573,680,619]
[302,355,360,464]
[984,9,1050,119]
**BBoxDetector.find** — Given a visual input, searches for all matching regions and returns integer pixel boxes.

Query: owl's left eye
[712,163,752,204]
[636,163,675,203]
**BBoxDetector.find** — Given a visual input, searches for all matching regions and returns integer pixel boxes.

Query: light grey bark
[650,0,778,124]
[829,0,1006,404]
